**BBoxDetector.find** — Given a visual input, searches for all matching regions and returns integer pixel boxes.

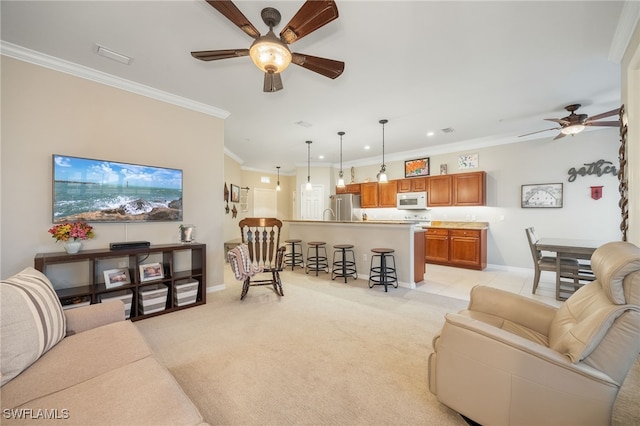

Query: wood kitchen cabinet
[360,181,397,208]
[336,183,361,194]
[427,175,453,206]
[378,181,398,207]
[425,228,450,264]
[398,177,426,193]
[453,171,486,206]
[360,182,379,208]
[425,228,487,270]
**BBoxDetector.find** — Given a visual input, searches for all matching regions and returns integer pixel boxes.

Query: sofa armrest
[467,285,557,336]
[65,300,126,336]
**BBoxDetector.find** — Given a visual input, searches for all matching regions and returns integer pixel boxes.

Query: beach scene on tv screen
[53,155,183,222]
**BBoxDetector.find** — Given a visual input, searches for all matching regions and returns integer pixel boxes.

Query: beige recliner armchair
[428,241,640,426]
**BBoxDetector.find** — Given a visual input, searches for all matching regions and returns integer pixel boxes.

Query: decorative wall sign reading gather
[567,159,618,182]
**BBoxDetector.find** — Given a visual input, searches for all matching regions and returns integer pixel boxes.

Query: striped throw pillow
[1,267,66,386]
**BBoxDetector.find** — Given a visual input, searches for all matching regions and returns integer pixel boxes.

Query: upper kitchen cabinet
[453,171,486,206]
[361,181,397,208]
[397,177,426,193]
[378,181,398,207]
[428,175,453,206]
[336,183,361,194]
[360,182,379,208]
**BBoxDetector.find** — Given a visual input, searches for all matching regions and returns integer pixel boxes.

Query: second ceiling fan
[191,0,345,92]
[520,104,621,140]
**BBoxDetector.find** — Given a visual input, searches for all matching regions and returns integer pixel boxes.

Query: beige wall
[1,57,225,287]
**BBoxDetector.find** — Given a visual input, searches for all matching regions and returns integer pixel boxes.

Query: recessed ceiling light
[426,131,435,137]
[364,145,370,150]
[318,155,325,160]
[95,44,132,65]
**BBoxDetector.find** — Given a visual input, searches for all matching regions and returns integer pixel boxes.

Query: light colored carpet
[135,269,639,425]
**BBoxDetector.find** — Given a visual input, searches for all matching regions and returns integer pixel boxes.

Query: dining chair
[525,227,580,295]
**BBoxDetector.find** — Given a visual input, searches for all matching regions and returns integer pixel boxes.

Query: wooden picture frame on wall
[230,184,240,203]
[521,183,563,208]
[404,158,430,178]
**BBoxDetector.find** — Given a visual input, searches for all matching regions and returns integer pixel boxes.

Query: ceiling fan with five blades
[191,0,345,92]
[519,104,621,140]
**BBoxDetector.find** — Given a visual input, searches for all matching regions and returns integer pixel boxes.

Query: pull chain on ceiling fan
[191,0,345,92]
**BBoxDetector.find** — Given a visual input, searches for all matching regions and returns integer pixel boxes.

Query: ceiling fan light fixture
[561,124,585,135]
[249,31,292,74]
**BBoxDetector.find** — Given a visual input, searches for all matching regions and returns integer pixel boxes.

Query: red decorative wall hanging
[591,186,603,200]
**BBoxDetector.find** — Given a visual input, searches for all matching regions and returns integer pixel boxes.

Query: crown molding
[609,1,640,63]
[0,41,230,119]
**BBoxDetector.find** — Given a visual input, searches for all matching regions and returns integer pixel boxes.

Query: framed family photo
[103,268,131,289]
[139,262,164,282]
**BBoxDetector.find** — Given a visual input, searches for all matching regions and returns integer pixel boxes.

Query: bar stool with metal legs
[331,244,358,283]
[283,239,304,270]
[306,241,329,276]
[368,248,398,292]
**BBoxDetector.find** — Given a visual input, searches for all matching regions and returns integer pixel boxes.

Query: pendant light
[305,141,313,190]
[337,131,346,188]
[378,119,388,183]
[276,166,281,191]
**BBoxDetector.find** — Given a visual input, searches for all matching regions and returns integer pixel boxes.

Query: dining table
[535,238,606,300]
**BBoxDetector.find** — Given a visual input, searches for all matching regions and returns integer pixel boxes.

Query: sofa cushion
[0,320,152,410]
[3,357,204,425]
[1,267,66,386]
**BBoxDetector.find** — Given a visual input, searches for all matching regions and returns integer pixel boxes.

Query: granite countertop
[423,221,489,230]
[285,219,413,225]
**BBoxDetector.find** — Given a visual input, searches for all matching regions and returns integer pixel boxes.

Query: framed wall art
[103,268,131,289]
[404,158,430,178]
[521,183,563,208]
[458,153,479,169]
[230,184,240,203]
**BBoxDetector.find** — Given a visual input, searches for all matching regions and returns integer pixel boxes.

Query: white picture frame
[103,268,131,289]
[139,262,164,282]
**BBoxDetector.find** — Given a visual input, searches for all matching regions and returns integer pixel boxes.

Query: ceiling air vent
[441,127,455,133]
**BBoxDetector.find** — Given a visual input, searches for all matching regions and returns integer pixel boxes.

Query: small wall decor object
[405,158,430,177]
[230,184,240,203]
[104,268,131,289]
[224,182,229,202]
[440,164,448,175]
[139,262,164,282]
[458,153,479,169]
[521,183,563,208]
[231,204,238,218]
[225,203,230,214]
[591,186,603,200]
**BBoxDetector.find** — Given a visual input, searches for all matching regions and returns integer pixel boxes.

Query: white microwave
[397,191,428,210]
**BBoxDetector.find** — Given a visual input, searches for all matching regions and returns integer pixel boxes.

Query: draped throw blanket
[228,244,263,282]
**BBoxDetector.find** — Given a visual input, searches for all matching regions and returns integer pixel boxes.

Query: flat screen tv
[52,154,183,223]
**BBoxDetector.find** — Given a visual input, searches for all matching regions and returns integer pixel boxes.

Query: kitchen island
[285,220,425,288]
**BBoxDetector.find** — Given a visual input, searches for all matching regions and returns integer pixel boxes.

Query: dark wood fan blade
[280,0,339,44]
[191,49,249,61]
[518,127,560,137]
[292,53,344,79]
[263,72,284,92]
[206,0,260,39]
[553,132,566,140]
[586,121,621,127]
[587,108,620,122]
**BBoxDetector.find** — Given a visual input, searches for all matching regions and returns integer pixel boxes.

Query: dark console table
[34,243,206,321]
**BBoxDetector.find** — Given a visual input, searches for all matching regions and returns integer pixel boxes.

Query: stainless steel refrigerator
[330,194,361,221]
